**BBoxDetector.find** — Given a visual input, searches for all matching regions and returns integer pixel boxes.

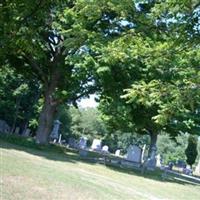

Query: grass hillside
[0,137,200,200]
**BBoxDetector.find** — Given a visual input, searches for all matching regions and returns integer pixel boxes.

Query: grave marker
[126,145,142,163]
[91,139,102,151]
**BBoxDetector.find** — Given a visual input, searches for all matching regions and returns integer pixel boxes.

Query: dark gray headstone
[23,128,31,137]
[50,120,61,139]
[14,127,20,135]
[126,145,142,163]
[0,120,10,133]
[146,146,157,171]
[68,138,78,148]
[79,149,88,157]
[78,137,87,149]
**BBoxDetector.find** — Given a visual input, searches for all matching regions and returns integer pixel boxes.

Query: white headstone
[79,137,87,149]
[195,160,200,175]
[115,149,121,156]
[58,134,62,144]
[126,145,142,163]
[91,139,102,151]
[102,145,109,153]
[141,144,146,162]
[156,154,161,167]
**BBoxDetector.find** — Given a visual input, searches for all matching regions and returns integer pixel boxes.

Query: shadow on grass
[0,134,96,165]
[0,134,199,187]
[105,165,187,185]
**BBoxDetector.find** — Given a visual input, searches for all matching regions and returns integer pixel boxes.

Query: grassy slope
[0,139,200,200]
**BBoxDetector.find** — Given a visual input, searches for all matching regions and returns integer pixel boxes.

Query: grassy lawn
[0,138,200,200]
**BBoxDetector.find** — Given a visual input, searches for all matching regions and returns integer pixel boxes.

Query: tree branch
[22,53,47,83]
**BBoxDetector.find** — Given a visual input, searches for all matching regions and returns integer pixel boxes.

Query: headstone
[79,149,88,157]
[168,161,174,170]
[58,134,62,144]
[23,128,31,137]
[126,145,142,163]
[156,154,161,167]
[50,120,61,139]
[78,137,87,149]
[176,160,186,168]
[91,139,102,151]
[183,167,193,175]
[102,145,109,153]
[0,120,10,133]
[195,160,200,175]
[115,149,121,156]
[141,144,146,163]
[68,138,77,148]
[14,127,20,135]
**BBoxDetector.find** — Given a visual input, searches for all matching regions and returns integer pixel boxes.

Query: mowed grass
[0,140,200,200]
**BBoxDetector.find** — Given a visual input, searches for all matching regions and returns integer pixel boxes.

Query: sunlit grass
[0,139,200,200]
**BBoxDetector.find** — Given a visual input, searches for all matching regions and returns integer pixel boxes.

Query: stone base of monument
[79,149,88,157]
[110,159,121,165]
[146,158,156,171]
[162,169,200,185]
[121,160,141,169]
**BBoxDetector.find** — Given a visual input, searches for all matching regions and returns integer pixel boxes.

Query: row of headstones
[156,154,200,175]
[49,120,153,167]
[0,120,31,136]
[75,137,144,163]
[50,120,142,163]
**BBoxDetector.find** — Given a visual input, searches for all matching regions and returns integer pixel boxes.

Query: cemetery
[44,119,200,186]
[1,135,200,200]
[1,1,200,199]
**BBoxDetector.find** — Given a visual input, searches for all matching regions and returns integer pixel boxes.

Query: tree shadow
[104,164,192,185]
[0,136,97,165]
[0,135,200,187]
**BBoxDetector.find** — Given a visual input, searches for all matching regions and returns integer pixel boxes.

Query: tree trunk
[35,69,60,144]
[148,131,158,159]
[142,130,158,173]
[11,97,21,133]
[35,94,56,144]
[35,98,56,144]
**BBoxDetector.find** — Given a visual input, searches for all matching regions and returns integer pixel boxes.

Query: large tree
[0,0,132,143]
[84,0,200,164]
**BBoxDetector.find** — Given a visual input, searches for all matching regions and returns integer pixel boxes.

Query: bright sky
[78,94,98,108]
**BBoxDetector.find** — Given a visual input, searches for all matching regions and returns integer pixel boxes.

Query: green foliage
[1,0,137,142]
[117,131,149,153]
[69,107,107,139]
[0,65,40,130]
[88,0,200,141]
[54,106,107,141]
[1,0,200,144]
[185,135,198,167]
[157,132,188,164]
